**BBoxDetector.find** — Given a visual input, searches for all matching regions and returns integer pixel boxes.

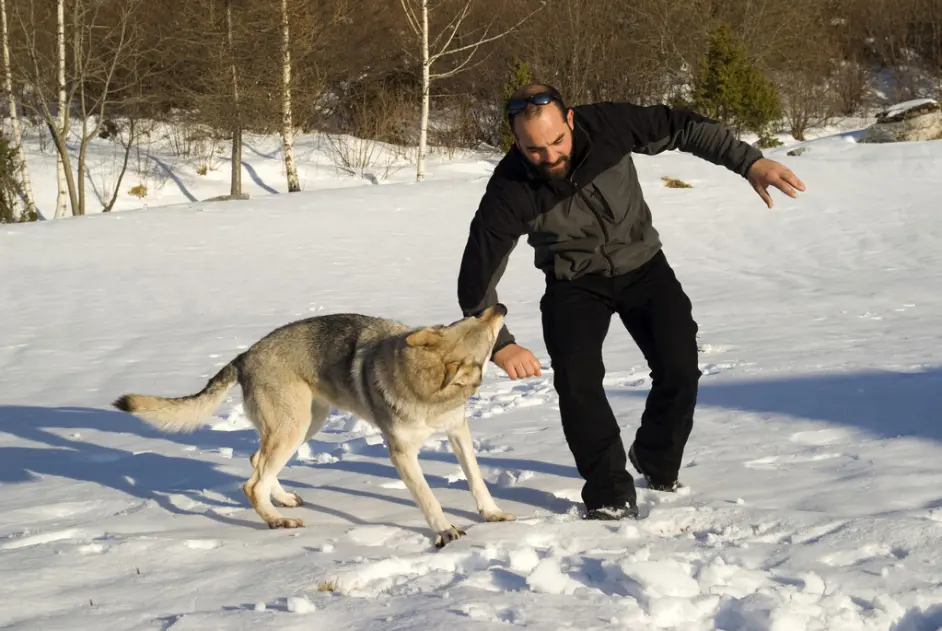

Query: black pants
[540,250,701,510]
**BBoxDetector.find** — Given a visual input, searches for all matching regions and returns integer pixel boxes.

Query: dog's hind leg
[386,432,464,548]
[269,398,330,508]
[445,413,515,523]
[248,451,304,510]
[305,397,331,441]
[242,384,312,528]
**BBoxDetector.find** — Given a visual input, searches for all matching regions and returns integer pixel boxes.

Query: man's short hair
[505,83,567,127]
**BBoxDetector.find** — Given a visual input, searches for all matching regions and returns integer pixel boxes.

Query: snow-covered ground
[2,120,942,630]
[16,118,498,217]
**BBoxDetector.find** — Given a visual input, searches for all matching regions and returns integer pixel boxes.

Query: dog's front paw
[482,509,516,522]
[267,517,304,529]
[434,525,466,548]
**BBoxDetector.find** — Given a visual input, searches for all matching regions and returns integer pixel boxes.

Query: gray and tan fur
[113,304,514,547]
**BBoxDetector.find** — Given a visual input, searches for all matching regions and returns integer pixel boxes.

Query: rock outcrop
[859,99,942,143]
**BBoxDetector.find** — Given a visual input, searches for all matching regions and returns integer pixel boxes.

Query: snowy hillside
[2,125,941,630]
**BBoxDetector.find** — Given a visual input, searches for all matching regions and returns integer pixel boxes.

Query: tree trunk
[54,0,69,218]
[102,119,134,212]
[226,0,243,199]
[48,120,79,216]
[75,1,86,217]
[1,0,35,221]
[281,0,300,192]
[416,0,429,181]
[77,118,88,216]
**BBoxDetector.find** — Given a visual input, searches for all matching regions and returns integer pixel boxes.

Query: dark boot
[629,443,682,492]
[585,501,640,521]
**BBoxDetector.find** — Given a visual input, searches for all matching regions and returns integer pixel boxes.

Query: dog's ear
[406,327,443,348]
[441,361,479,389]
[442,361,461,389]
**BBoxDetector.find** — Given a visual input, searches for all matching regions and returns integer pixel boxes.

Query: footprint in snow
[820,542,908,567]
[0,528,86,551]
[467,378,556,418]
[602,374,649,388]
[184,539,223,550]
[474,438,513,455]
[697,343,730,353]
[743,451,849,470]
[789,427,859,447]
[77,542,109,555]
[699,362,740,376]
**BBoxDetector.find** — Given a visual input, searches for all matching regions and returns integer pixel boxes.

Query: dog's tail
[112,359,240,433]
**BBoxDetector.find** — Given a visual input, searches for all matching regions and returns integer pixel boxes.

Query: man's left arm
[598,102,806,207]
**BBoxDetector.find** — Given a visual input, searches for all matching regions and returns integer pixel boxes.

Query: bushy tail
[112,361,239,433]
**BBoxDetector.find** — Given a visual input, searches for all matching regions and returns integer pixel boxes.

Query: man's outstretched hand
[747,158,806,208]
[493,343,543,380]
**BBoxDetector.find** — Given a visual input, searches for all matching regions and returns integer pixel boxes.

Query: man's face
[512,106,575,180]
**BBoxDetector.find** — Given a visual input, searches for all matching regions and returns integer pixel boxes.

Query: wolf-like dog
[112,304,515,547]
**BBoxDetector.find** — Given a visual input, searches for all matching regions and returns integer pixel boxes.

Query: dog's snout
[475,303,507,320]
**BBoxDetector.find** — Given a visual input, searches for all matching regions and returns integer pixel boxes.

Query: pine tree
[693,22,781,138]
[693,23,743,125]
[741,65,783,142]
[500,58,534,153]
[0,131,28,223]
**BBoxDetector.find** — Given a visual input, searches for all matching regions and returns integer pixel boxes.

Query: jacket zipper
[575,185,616,275]
[566,128,616,275]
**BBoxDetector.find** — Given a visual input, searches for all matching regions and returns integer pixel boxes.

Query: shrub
[0,133,29,224]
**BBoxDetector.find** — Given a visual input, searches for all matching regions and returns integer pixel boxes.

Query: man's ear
[406,328,443,348]
[566,107,574,129]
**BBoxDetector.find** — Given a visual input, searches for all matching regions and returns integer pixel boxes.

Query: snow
[13,119,496,217]
[2,122,942,630]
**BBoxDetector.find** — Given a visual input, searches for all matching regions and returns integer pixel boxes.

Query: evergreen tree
[500,58,534,153]
[693,22,781,139]
[0,132,30,223]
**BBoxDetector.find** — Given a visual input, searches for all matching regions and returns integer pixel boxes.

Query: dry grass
[662,176,693,188]
[316,580,337,592]
[128,184,147,198]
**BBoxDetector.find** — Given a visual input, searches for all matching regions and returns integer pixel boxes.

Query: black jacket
[457,101,764,352]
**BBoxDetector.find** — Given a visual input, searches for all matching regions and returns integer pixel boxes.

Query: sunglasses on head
[505,89,565,121]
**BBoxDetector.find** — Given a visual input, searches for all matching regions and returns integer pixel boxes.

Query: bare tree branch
[431,48,494,80]
[399,0,421,36]
[431,3,542,61]
[429,0,472,59]
[399,0,544,180]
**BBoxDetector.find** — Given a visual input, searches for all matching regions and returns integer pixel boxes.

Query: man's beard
[536,154,571,180]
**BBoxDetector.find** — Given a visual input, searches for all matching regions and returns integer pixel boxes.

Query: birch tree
[281,0,300,192]
[54,0,68,218]
[225,0,245,199]
[276,0,344,193]
[1,0,35,221]
[399,0,543,181]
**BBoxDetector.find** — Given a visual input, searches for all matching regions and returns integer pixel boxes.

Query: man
[456,83,805,520]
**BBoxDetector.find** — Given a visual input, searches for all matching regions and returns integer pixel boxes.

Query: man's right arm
[457,182,526,355]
